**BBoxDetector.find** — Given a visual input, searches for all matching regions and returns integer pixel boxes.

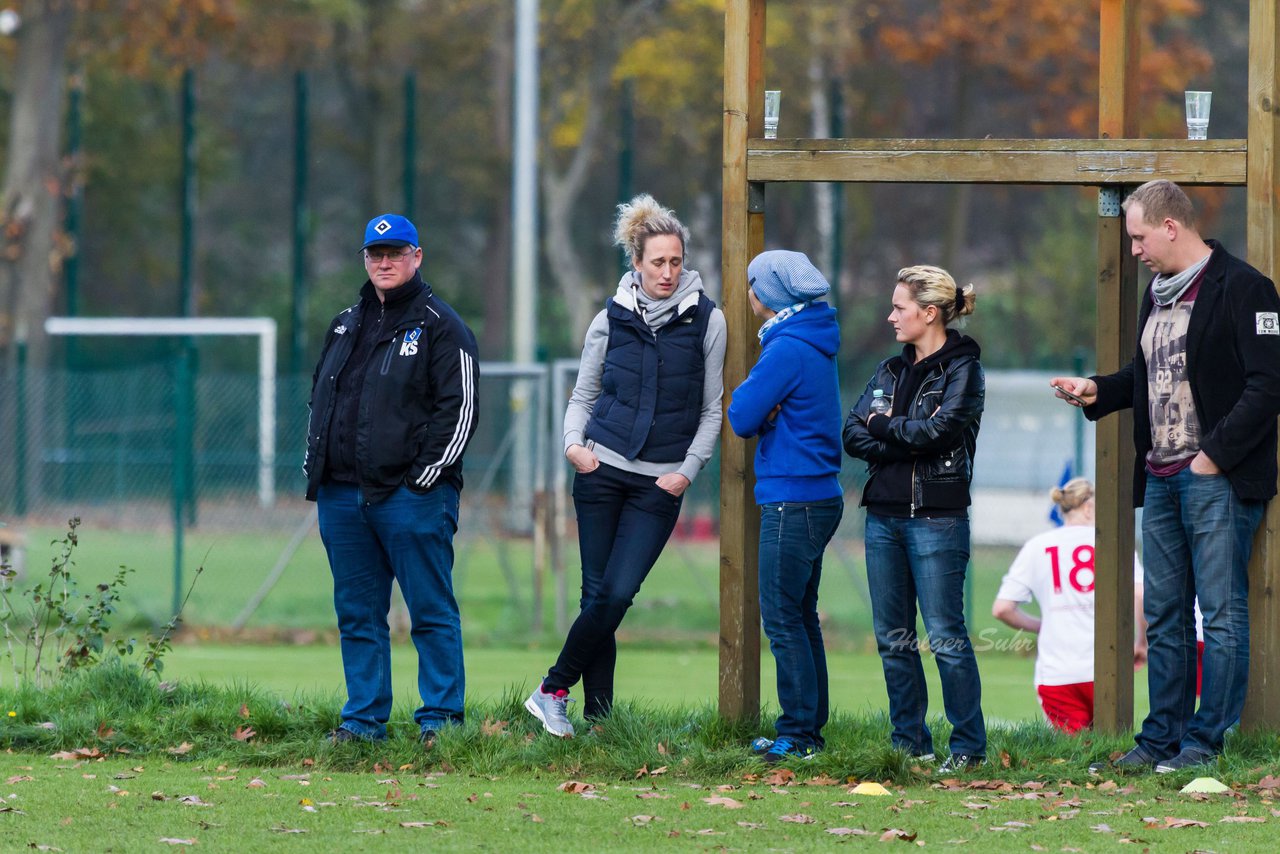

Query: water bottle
[870,388,891,415]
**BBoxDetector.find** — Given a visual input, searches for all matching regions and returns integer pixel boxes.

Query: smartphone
[1052,384,1088,406]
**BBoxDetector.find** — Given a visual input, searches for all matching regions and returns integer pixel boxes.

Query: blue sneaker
[750,737,774,756]
[763,736,816,764]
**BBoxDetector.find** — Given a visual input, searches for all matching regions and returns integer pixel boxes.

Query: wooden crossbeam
[746,139,1246,186]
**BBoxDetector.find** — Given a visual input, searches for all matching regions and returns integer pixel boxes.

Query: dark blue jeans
[759,497,844,749]
[544,463,683,718]
[865,513,986,757]
[317,482,464,738]
[1138,468,1263,757]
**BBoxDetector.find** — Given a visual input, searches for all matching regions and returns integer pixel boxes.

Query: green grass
[157,643,1152,727]
[0,663,1271,852]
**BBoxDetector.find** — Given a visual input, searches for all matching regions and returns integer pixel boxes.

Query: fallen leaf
[480,718,507,737]
[232,726,255,742]
[779,814,814,824]
[1145,816,1210,829]
[1219,816,1265,823]
[238,703,250,718]
[159,838,196,845]
[763,768,795,786]
[6,775,32,784]
[96,722,114,740]
[399,821,444,828]
[49,747,103,761]
[630,815,657,826]
[526,813,543,823]
[999,750,1012,768]
[179,795,211,807]
[736,821,766,829]
[269,826,308,834]
[702,796,744,809]
[805,774,841,786]
[657,742,669,755]
[649,766,668,776]
[1091,824,1114,833]
[167,743,193,756]
[880,828,917,842]
[827,827,871,836]
[246,778,266,789]
[636,791,669,800]
[558,781,594,795]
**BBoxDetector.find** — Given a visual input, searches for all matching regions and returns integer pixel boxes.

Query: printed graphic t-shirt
[1142,279,1202,475]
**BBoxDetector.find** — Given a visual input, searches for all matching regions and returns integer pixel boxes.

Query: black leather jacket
[843,332,984,515]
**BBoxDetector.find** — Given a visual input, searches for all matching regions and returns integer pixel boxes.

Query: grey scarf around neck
[617,269,704,330]
[1151,252,1211,306]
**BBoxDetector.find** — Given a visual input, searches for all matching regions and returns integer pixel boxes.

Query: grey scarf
[615,269,705,330]
[1151,253,1211,306]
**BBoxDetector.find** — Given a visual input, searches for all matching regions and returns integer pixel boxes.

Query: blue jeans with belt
[318,482,463,739]
[864,512,986,758]
[544,463,683,719]
[1138,468,1263,757]
[758,497,844,749]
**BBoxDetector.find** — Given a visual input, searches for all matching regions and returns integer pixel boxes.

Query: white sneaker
[525,685,575,738]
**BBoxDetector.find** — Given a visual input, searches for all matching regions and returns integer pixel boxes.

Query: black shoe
[419,729,439,749]
[1088,744,1160,775]
[329,727,360,744]
[1155,746,1217,774]
[938,753,984,773]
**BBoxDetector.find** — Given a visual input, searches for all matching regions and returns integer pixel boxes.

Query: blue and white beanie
[748,250,830,312]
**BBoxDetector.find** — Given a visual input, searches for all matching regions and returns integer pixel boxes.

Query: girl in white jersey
[992,479,1145,733]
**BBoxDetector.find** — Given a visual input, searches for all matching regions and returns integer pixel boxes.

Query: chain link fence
[1,358,1090,641]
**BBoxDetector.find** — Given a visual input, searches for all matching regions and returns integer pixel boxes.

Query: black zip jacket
[1087,240,1280,505]
[304,273,480,504]
[843,330,985,516]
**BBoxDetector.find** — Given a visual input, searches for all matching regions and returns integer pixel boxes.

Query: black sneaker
[420,729,439,749]
[762,737,817,764]
[1155,746,1217,774]
[328,727,360,744]
[1088,744,1160,775]
[938,753,984,773]
[750,737,774,756]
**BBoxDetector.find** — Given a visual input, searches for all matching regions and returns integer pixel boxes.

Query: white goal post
[44,316,278,506]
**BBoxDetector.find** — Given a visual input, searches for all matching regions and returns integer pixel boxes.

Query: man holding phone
[1051,180,1280,774]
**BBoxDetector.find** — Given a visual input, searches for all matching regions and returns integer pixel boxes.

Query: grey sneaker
[525,685,575,738]
[1088,744,1161,774]
[1155,746,1217,774]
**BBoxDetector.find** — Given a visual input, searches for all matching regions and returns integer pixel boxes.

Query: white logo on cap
[374,219,392,235]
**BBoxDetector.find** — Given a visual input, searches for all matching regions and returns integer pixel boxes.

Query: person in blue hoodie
[727,250,844,763]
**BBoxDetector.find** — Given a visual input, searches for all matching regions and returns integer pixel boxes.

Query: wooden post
[1243,0,1280,730]
[1091,0,1140,735]
[719,0,765,721]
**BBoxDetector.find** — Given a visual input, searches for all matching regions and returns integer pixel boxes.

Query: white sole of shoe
[524,697,574,738]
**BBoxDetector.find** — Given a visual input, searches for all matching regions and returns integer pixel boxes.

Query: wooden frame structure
[720,0,1280,731]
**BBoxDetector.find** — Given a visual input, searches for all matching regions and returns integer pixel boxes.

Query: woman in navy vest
[524,194,726,738]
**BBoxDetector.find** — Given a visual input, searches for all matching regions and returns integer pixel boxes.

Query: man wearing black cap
[304,214,480,746]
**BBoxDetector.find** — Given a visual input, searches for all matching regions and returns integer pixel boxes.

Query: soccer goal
[44,316,278,506]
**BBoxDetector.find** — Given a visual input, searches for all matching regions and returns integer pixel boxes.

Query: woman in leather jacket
[842,264,987,773]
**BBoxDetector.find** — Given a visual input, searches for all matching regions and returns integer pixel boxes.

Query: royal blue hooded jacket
[727,302,843,504]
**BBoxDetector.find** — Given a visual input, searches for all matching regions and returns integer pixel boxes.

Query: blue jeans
[759,497,843,749]
[317,482,463,738]
[1138,469,1263,757]
[544,463,683,718]
[865,513,986,757]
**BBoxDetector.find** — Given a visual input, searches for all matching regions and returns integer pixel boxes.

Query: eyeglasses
[363,247,415,264]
